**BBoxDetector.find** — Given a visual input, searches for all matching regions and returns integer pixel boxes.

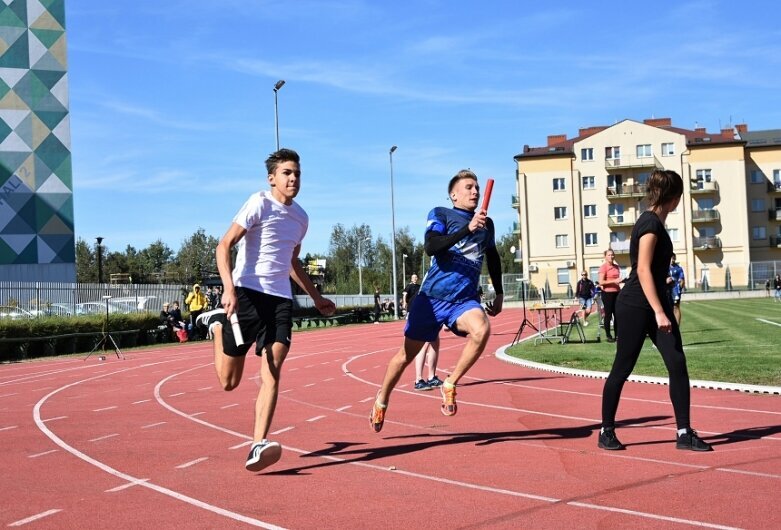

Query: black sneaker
[427,375,444,387]
[414,379,432,391]
[598,428,625,450]
[245,440,282,472]
[676,429,713,452]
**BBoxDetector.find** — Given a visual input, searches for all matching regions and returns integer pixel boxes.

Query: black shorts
[222,287,293,357]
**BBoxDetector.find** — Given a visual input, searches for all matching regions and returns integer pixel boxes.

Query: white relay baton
[230,313,244,346]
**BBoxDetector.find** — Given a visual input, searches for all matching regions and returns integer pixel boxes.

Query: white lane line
[132,399,151,404]
[198,386,213,391]
[230,441,253,450]
[323,378,334,382]
[279,389,293,394]
[89,433,119,442]
[305,365,315,368]
[1,425,19,431]
[0,392,19,398]
[29,449,58,458]
[270,426,294,435]
[141,422,167,429]
[304,383,315,388]
[34,361,286,529]
[8,509,62,527]
[359,396,374,403]
[567,502,738,530]
[169,392,185,397]
[93,406,118,412]
[106,479,149,492]
[176,457,208,469]
[288,367,299,371]
[191,411,206,416]
[306,415,326,422]
[41,416,67,423]
[335,405,352,412]
[220,403,239,409]
[757,318,781,327]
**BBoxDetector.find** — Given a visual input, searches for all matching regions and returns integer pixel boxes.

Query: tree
[495,229,522,274]
[170,228,220,285]
[75,238,96,282]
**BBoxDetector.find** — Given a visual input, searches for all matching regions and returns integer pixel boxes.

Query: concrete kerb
[495,341,781,396]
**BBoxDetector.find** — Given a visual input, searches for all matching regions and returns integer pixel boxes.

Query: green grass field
[504,297,781,386]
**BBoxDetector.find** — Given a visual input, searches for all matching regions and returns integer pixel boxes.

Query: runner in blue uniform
[370,170,503,431]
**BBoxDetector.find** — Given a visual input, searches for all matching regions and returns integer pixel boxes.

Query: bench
[293,314,354,329]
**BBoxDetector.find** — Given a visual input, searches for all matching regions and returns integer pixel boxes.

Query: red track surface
[2,308,780,529]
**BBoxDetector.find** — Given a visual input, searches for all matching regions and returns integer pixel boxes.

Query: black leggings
[601,291,618,338]
[601,298,691,430]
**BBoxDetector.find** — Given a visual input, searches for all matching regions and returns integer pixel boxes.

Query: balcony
[605,155,662,171]
[769,209,781,221]
[690,180,719,194]
[770,236,781,248]
[691,209,720,223]
[511,194,520,208]
[609,240,630,254]
[512,221,521,234]
[692,236,722,250]
[607,214,635,227]
[606,183,646,199]
[767,181,781,193]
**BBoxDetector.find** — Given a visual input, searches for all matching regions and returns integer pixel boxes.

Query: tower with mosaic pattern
[0,0,74,282]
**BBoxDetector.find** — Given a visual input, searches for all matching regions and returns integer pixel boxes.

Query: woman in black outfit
[599,169,711,452]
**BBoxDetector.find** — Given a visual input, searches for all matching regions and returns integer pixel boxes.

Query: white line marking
[323,378,334,382]
[288,367,299,371]
[169,392,185,397]
[270,426,294,435]
[567,502,739,530]
[756,318,781,327]
[279,389,293,394]
[106,479,149,492]
[198,386,212,391]
[141,422,167,429]
[191,411,206,416]
[1,425,19,431]
[132,399,151,404]
[304,383,315,387]
[176,457,208,469]
[8,509,62,527]
[230,441,253,450]
[306,415,326,422]
[359,397,374,403]
[93,406,118,412]
[220,403,239,409]
[335,405,352,412]
[0,392,19,398]
[41,416,67,423]
[29,449,58,458]
[89,433,119,442]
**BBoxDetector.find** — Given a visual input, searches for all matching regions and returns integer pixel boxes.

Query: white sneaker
[245,440,282,472]
[582,319,589,326]
[195,309,226,339]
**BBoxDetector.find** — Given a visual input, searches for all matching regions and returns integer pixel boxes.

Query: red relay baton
[481,178,495,213]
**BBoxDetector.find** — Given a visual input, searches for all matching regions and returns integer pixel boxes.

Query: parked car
[0,306,36,320]
[74,301,126,315]
[110,296,156,313]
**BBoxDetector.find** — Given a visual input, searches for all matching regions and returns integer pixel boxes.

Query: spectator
[373,286,381,324]
[599,249,622,342]
[185,283,208,339]
[413,338,442,391]
[775,274,781,302]
[765,279,771,297]
[667,253,686,325]
[402,273,420,318]
[575,271,595,326]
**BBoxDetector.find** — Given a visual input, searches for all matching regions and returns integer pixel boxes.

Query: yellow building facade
[513,118,781,294]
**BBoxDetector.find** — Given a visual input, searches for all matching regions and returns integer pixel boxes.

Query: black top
[618,210,673,309]
[404,282,420,305]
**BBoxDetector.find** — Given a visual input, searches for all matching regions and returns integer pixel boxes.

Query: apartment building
[513,118,781,294]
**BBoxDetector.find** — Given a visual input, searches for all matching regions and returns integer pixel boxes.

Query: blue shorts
[404,293,483,342]
[577,297,593,310]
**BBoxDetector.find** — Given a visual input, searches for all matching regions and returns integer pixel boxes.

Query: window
[636,172,650,185]
[636,144,652,158]
[749,169,765,184]
[608,203,624,223]
[553,177,566,191]
[554,206,568,220]
[589,267,600,281]
[583,204,597,218]
[775,169,781,189]
[697,198,714,210]
[699,227,716,238]
[585,233,598,246]
[752,226,767,240]
[607,174,623,191]
[751,199,765,212]
[661,142,675,156]
[581,148,594,161]
[695,169,712,189]
[667,228,679,242]
[610,232,626,243]
[555,234,568,248]
[605,146,620,159]
[582,176,595,189]
[557,268,570,284]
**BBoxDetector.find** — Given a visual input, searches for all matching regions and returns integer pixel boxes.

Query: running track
[1,308,779,529]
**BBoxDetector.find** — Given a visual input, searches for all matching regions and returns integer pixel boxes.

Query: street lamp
[358,236,370,296]
[402,253,408,287]
[273,79,285,150]
[389,145,399,319]
[95,236,104,284]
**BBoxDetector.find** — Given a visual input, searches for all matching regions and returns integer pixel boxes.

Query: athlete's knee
[219,375,240,392]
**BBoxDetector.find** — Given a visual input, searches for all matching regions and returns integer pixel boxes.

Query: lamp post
[95,236,104,284]
[389,146,399,319]
[273,79,285,150]
[402,254,408,287]
[358,236,370,296]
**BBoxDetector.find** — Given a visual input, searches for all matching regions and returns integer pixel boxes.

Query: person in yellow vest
[185,284,208,339]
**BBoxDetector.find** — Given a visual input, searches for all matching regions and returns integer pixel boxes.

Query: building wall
[0,0,75,282]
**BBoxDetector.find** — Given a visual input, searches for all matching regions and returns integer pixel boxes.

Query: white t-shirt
[231,190,308,299]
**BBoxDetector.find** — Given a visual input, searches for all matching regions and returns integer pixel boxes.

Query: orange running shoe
[440,383,457,416]
[370,396,387,433]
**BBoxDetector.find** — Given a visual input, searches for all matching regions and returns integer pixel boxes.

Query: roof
[741,129,781,147]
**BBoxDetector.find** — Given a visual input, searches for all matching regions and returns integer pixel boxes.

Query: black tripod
[512,281,539,345]
[85,296,124,361]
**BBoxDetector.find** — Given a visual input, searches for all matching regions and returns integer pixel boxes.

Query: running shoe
[245,440,282,472]
[440,383,457,416]
[370,396,387,433]
[195,308,226,339]
[597,428,625,450]
[676,429,713,452]
[427,375,443,387]
[414,379,431,391]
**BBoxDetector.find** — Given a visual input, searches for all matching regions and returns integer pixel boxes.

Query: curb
[495,343,781,396]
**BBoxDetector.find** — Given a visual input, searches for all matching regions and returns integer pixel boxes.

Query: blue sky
[67,1,781,256]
